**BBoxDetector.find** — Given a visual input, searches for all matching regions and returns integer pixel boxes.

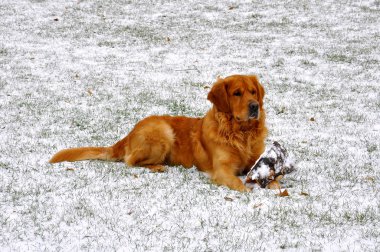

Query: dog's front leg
[210,153,251,192]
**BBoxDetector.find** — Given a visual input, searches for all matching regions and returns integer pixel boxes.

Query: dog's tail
[49,146,114,163]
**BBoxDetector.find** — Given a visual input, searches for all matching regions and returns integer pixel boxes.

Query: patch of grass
[272,58,285,68]
[168,100,193,115]
[345,113,366,123]
[366,143,377,153]
[300,59,317,67]
[326,53,354,64]
[267,17,292,28]
[0,48,8,56]
[117,25,167,45]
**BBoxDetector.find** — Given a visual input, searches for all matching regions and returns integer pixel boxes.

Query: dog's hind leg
[124,119,175,173]
[125,145,169,172]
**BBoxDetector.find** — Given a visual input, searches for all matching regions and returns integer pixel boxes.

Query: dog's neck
[212,107,265,133]
[203,107,267,154]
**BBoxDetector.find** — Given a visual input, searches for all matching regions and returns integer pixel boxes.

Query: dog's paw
[145,165,166,173]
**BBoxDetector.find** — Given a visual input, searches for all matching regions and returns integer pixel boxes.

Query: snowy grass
[1,0,379,251]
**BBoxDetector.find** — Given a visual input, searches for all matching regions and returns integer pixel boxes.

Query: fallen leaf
[87,89,93,96]
[278,189,289,197]
[224,196,233,202]
[364,176,375,183]
[274,175,284,181]
[310,117,315,122]
[66,167,75,171]
[300,191,309,196]
[253,203,263,208]
[267,180,281,190]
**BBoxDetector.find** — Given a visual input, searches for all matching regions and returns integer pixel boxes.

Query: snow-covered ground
[1,0,379,250]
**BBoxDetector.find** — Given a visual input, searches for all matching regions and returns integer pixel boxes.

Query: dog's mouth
[235,112,259,122]
[235,102,260,122]
[249,110,259,120]
[248,102,259,120]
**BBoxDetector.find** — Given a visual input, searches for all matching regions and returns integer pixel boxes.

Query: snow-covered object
[245,141,296,188]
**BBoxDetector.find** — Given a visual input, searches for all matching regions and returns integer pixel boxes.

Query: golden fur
[50,75,267,191]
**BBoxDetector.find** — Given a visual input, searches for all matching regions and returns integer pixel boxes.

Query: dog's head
[207,75,265,122]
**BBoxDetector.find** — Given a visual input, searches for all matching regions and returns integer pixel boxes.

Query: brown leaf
[224,196,233,202]
[87,89,93,96]
[267,180,281,190]
[253,203,263,208]
[300,191,309,196]
[310,117,315,122]
[66,167,75,171]
[364,176,375,183]
[274,175,284,181]
[278,189,289,197]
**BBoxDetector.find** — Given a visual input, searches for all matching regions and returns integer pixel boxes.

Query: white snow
[1,0,379,251]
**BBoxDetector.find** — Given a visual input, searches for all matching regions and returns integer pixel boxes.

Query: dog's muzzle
[249,102,259,119]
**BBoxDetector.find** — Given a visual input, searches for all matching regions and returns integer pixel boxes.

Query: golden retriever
[50,75,267,192]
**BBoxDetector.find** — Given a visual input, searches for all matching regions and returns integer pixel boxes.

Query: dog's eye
[233,91,242,97]
[251,90,256,95]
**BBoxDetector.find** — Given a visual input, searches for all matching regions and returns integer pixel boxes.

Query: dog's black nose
[249,102,259,119]
[249,102,259,113]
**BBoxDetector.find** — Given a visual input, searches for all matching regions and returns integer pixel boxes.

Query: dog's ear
[207,79,230,113]
[249,75,265,107]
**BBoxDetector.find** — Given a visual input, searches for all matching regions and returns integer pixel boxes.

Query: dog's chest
[238,133,266,173]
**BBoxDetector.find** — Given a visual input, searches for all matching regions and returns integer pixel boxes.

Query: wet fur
[50,75,268,191]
